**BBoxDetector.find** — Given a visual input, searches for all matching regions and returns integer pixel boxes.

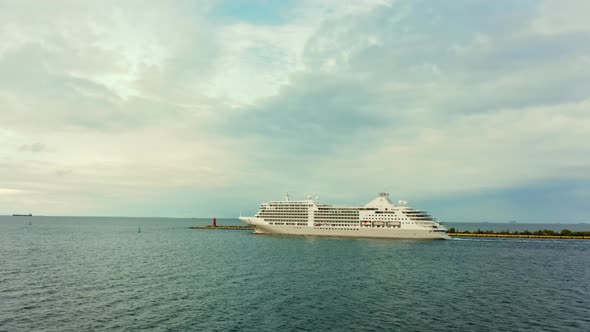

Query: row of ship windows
[315,219,358,222]
[315,216,359,218]
[267,203,310,205]
[262,219,308,221]
[264,218,417,223]
[263,219,308,221]
[315,224,359,227]
[366,214,404,217]
[263,206,309,209]
[270,222,308,226]
[260,210,359,217]
[259,216,308,218]
[315,228,359,231]
[317,211,359,214]
[260,210,307,213]
[261,210,308,213]
[261,211,359,215]
[265,219,307,225]
[264,219,417,224]
[263,209,360,213]
[262,215,308,217]
[267,221,418,226]
[262,216,357,219]
[268,226,362,231]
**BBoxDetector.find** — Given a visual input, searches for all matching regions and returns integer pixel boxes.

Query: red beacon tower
[212,217,217,227]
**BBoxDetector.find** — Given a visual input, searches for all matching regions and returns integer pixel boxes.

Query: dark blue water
[444,222,589,233]
[1,217,588,331]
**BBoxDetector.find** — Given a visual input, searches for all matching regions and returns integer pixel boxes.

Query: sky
[1,0,589,222]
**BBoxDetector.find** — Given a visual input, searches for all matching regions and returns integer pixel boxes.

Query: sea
[1,216,588,332]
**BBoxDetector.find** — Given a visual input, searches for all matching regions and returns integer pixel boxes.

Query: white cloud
[0,188,30,195]
[220,0,590,209]
[533,0,590,35]
[18,143,46,152]
[0,0,589,218]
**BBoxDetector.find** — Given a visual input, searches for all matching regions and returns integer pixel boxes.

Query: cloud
[532,0,590,35]
[0,188,30,195]
[0,0,589,219]
[18,143,46,153]
[216,0,590,212]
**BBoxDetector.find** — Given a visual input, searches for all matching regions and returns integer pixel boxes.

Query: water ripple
[0,217,588,331]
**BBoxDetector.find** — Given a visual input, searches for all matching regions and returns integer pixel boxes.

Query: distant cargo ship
[13,213,32,217]
[239,193,450,240]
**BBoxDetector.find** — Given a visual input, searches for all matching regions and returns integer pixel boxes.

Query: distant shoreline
[448,227,590,239]
[449,233,590,239]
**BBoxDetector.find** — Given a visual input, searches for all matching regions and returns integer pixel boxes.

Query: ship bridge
[364,192,395,210]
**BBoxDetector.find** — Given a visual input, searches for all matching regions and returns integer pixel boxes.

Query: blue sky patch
[211,0,295,24]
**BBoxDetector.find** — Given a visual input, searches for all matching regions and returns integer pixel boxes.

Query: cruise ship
[239,193,450,240]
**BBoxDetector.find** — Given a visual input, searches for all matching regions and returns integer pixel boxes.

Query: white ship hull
[240,193,450,240]
[239,217,450,240]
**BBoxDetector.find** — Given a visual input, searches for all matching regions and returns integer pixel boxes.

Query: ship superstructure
[239,193,449,239]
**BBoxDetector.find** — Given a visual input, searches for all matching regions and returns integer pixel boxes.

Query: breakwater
[447,227,590,239]
[448,233,590,239]
[189,225,253,230]
[190,225,589,239]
